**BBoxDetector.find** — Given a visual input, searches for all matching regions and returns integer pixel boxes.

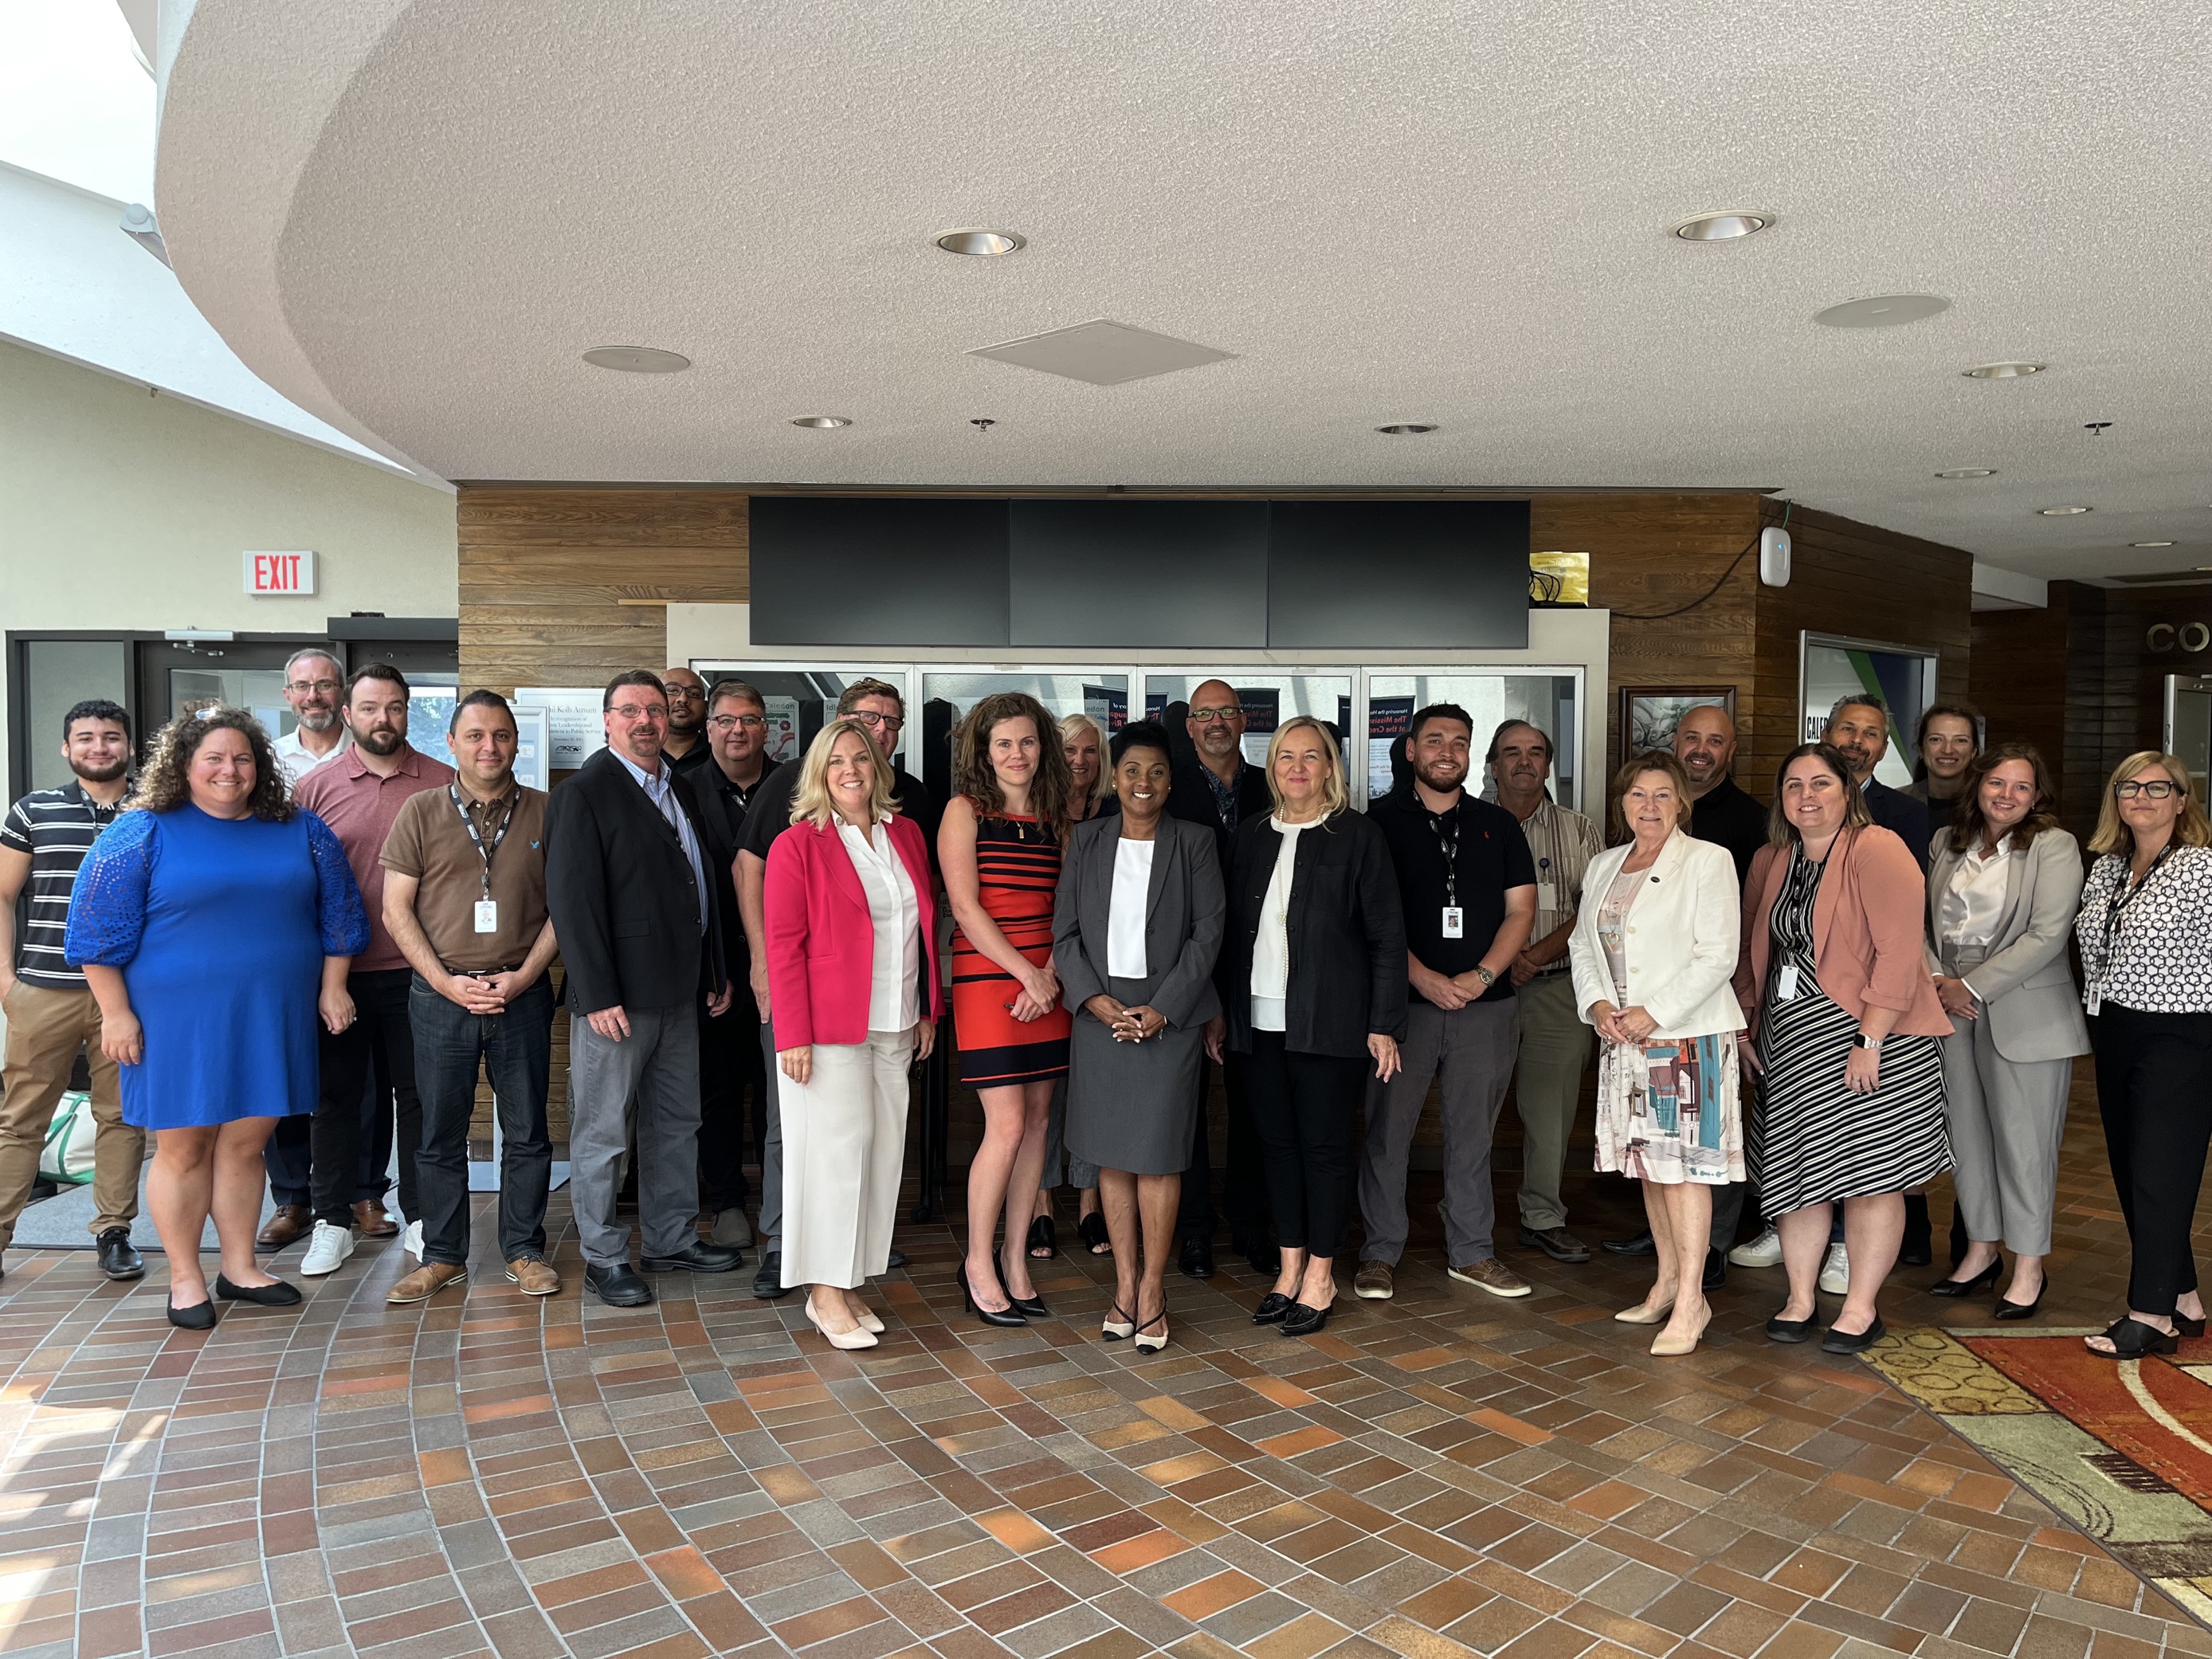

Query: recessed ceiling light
[1934,469,1998,479]
[1375,423,1439,435]
[933,228,1025,257]
[2134,540,2178,548]
[1963,362,2045,378]
[789,415,853,429]
[582,346,690,373]
[1813,294,1950,328]
[2037,505,2091,516]
[1673,211,1773,241]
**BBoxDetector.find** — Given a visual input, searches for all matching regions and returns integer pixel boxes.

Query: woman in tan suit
[1924,744,2087,1318]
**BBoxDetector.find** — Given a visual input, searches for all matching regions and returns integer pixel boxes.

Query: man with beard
[1673,704,1767,883]
[0,700,144,1282]
[1825,695,1931,874]
[271,648,351,787]
[1357,704,1538,1301]
[292,665,455,1277]
[660,666,712,775]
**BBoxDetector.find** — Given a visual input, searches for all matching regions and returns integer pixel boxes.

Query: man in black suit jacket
[546,671,742,1307]
[1825,696,1932,875]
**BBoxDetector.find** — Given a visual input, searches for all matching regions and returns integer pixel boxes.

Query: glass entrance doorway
[916,670,1131,811]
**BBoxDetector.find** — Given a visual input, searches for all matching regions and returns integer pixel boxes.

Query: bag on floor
[39,1091,96,1185]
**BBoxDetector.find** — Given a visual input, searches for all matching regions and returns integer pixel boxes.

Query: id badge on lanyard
[474,900,500,934]
[1441,906,1464,939]
[1776,963,1800,1002]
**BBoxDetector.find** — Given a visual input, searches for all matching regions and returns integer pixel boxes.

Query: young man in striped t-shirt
[0,699,144,1281]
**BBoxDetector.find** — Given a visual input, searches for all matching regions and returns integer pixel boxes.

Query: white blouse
[1938,833,2013,953]
[1108,837,1155,979]
[838,820,921,1033]
[1250,818,1314,1033]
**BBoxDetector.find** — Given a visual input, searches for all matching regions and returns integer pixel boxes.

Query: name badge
[1441,906,1464,939]
[1536,881,1558,912]
[2086,988,2101,1018]
[474,900,499,934]
[1777,963,1800,1002]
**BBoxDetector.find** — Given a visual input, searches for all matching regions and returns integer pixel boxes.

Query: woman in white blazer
[1923,743,2088,1318]
[1570,751,1746,1357]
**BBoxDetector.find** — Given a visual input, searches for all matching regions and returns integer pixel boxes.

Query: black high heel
[1077,1212,1112,1256]
[1994,1278,2046,1321]
[2179,1311,2206,1339]
[1026,1214,1058,1260]
[1928,1259,2002,1299]
[957,1263,1026,1328]
[999,1246,1049,1319]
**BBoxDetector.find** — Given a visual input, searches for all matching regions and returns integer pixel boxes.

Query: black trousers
[1178,1052,1273,1245]
[1245,1031,1366,1258]
[697,991,766,1214]
[313,968,421,1227]
[410,974,555,1268]
[2092,1003,2212,1316]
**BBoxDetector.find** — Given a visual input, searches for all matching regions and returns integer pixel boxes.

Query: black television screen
[1008,500,1269,647]
[1268,500,1530,649]
[749,496,1010,646]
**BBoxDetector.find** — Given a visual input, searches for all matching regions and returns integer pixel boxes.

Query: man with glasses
[547,670,741,1306]
[1166,680,1276,1280]
[735,677,938,1298]
[661,665,712,775]
[271,649,351,788]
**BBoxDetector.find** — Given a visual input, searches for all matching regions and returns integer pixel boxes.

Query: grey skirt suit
[1053,814,1225,1176]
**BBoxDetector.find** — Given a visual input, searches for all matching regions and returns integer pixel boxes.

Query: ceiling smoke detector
[1934,469,1997,479]
[1673,211,1772,241]
[934,229,1026,257]
[2036,505,2091,516]
[789,416,853,429]
[1376,422,1439,435]
[1813,294,1951,328]
[1963,362,2045,378]
[582,347,690,373]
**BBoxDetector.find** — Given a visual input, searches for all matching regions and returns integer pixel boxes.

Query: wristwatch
[1853,1033,1884,1051]
[1473,966,1498,988]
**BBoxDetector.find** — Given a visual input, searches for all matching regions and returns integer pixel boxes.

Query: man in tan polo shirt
[379,691,559,1303]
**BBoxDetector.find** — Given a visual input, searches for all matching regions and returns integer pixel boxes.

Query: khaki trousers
[1512,972,1592,1230]
[0,981,141,1250]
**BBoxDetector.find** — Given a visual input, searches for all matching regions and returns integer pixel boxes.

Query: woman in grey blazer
[1923,743,2088,1317]
[1053,722,1225,1351]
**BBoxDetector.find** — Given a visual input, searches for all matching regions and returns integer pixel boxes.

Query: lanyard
[2100,844,2173,971]
[449,783,515,900]
[1429,806,1461,908]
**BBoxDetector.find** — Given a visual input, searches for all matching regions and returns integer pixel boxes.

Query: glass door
[136,640,299,738]
[691,661,919,774]
[2167,675,2212,805]
[916,669,1131,810]
[1141,668,1355,802]
[1367,670,1583,810]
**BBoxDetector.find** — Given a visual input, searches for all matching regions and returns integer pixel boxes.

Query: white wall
[0,339,457,786]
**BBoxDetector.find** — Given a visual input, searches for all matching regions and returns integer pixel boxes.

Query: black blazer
[1222,808,1409,1058]
[1167,757,1273,865]
[545,747,728,1015]
[1053,815,1225,1030]
[1863,779,1932,876]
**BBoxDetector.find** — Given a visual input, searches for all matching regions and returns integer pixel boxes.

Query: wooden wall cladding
[1971,590,2073,813]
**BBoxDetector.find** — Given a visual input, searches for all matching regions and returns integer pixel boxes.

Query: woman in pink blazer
[764,718,940,1350]
[1732,742,1951,1356]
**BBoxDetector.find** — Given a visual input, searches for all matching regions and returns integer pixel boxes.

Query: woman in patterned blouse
[2076,751,2212,1358]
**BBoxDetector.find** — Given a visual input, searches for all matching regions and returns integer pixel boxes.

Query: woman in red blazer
[764,718,940,1350]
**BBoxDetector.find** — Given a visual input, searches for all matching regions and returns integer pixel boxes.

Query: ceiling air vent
[967,319,1235,386]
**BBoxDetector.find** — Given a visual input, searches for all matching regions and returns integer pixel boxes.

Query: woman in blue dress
[66,708,367,1328]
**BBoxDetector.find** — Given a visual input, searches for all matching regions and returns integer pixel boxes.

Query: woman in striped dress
[1734,743,1952,1355]
[942,693,1075,1324]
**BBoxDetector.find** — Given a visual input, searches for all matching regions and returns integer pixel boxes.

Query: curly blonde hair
[127,708,293,822]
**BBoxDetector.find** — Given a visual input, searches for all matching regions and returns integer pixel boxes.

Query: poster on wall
[1233,687,1281,767]
[512,687,607,771]
[762,696,802,766]
[1082,685,1128,730]
[1367,696,1414,801]
[511,705,550,790]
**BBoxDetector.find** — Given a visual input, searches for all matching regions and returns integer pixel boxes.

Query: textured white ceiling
[155,0,2211,578]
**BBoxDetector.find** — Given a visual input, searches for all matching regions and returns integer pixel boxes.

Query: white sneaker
[1729,1226,1783,1268]
[300,1220,355,1277]
[405,1220,424,1260]
[1818,1241,1849,1295]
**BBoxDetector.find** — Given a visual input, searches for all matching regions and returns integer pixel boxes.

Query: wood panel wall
[1971,590,2073,814]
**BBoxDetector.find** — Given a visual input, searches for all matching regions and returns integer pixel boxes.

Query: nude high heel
[1614,1296,1676,1325]
[1650,1308,1712,1358]
[806,1299,878,1350]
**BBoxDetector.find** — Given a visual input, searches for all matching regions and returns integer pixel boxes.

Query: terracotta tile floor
[6,1067,2212,1659]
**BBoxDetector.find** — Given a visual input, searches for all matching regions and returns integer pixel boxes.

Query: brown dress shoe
[504,1258,560,1296]
[257,1204,312,1249]
[1354,1260,1395,1300]
[387,1261,467,1304]
[351,1200,400,1239]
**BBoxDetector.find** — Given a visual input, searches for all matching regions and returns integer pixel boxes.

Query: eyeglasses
[708,713,766,731]
[1189,705,1245,724]
[2115,780,2180,799]
[665,686,702,701]
[847,711,904,732]
[286,679,340,695]
[609,704,668,722]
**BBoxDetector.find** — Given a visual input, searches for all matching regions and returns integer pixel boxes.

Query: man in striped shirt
[0,699,144,1282]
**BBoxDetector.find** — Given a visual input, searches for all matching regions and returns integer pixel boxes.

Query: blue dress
[64,806,369,1130]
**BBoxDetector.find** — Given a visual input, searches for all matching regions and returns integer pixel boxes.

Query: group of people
[2,659,2206,1371]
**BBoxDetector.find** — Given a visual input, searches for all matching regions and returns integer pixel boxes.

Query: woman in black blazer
[1218,716,1407,1336]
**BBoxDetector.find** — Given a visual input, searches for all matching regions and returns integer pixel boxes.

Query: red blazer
[764,814,941,1049]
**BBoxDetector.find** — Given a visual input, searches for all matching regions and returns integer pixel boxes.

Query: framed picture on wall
[1619,686,1736,765]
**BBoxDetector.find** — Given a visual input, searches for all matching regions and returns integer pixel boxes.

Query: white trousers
[779,1030,912,1289]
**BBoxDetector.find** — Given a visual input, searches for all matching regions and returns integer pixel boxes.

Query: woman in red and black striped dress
[941,693,1075,1324]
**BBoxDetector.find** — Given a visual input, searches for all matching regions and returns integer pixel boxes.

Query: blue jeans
[409,973,555,1267]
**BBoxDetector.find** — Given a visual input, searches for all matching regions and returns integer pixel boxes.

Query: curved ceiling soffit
[155,0,443,480]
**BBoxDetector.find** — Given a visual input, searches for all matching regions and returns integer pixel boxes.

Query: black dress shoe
[1702,1248,1726,1292]
[1179,1237,1214,1280]
[1602,1230,1657,1257]
[214,1274,301,1306]
[1252,1292,1292,1325]
[887,1247,908,1270]
[1821,1316,1887,1355]
[753,1249,790,1300]
[640,1241,743,1273]
[1928,1260,2002,1298]
[96,1228,145,1281]
[1281,1299,1333,1337]
[1245,1241,1281,1276]
[167,1298,218,1329]
[1994,1280,2047,1321]
[1766,1312,1819,1343]
[585,1264,654,1307]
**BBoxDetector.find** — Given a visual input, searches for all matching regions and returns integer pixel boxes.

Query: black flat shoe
[1928,1260,2002,1298]
[1077,1212,1112,1256]
[167,1299,217,1330]
[1179,1237,1214,1281]
[2089,1316,2179,1358]
[214,1274,301,1306]
[1822,1316,1887,1354]
[640,1241,743,1273]
[1027,1214,1057,1260]
[1281,1300,1333,1338]
[1602,1230,1657,1257]
[1766,1312,1819,1343]
[958,1264,1026,1328]
[1994,1281,2046,1321]
[752,1249,791,1300]
[97,1228,145,1281]
[1252,1292,1292,1325]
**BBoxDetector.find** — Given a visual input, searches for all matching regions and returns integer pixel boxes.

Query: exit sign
[245,551,316,595]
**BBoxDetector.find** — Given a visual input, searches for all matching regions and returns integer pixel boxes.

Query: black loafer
[1179,1237,1214,1280]
[640,1241,743,1273]
[753,1249,790,1299]
[214,1274,301,1306]
[1766,1312,1819,1343]
[585,1264,654,1307]
[1252,1292,1292,1325]
[1701,1248,1726,1293]
[1821,1316,1887,1354]
[1602,1230,1657,1257]
[1281,1300,1332,1337]
[167,1298,218,1329]
[96,1228,145,1281]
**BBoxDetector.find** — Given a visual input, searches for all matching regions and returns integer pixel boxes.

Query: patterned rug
[1866,1325,2212,1624]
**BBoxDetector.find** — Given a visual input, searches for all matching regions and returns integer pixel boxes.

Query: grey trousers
[1512,973,1592,1230]
[568,1006,703,1269]
[1360,996,1517,1266]
[758,1015,785,1242]
[1941,1013,2070,1257]
[1041,1076,1102,1191]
